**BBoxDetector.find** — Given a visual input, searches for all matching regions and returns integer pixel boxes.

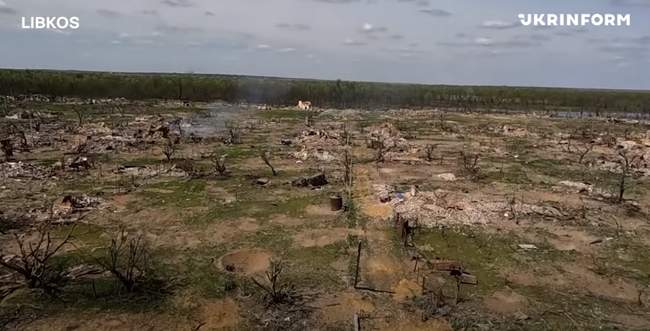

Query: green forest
[1,69,649,113]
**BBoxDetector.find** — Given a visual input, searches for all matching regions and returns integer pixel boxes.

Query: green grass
[137,178,209,208]
[413,226,572,295]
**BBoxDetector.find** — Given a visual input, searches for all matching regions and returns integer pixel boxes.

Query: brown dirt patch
[269,214,305,227]
[483,290,529,315]
[206,184,237,204]
[560,264,641,302]
[316,291,375,324]
[293,228,353,247]
[233,217,259,232]
[359,199,393,220]
[15,312,182,331]
[362,253,404,289]
[111,194,133,210]
[305,204,340,217]
[199,298,240,330]
[505,264,641,303]
[219,248,271,275]
[392,278,421,302]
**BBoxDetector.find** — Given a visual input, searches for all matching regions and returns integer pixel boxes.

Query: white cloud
[480,20,520,29]
[343,38,366,46]
[474,37,493,46]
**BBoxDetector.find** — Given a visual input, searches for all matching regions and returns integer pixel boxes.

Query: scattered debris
[436,173,456,181]
[559,180,593,193]
[291,173,328,188]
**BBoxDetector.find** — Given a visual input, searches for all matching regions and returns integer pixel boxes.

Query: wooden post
[354,241,362,288]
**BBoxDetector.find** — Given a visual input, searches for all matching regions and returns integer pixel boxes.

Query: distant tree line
[1,69,649,113]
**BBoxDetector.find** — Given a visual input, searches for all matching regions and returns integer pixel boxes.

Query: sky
[0,0,649,89]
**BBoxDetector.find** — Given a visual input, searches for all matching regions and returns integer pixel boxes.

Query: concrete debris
[436,173,457,181]
[65,264,105,280]
[291,129,341,162]
[373,184,393,203]
[293,148,309,161]
[52,194,104,220]
[64,195,102,209]
[116,164,186,178]
[501,125,529,137]
[388,189,575,228]
[366,123,409,151]
[0,162,49,179]
[617,140,639,150]
[313,150,336,162]
[518,244,538,250]
[558,180,592,193]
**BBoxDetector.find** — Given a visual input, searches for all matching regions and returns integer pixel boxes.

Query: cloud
[275,22,311,31]
[314,0,359,3]
[256,44,271,50]
[343,38,366,46]
[205,11,215,16]
[97,9,122,18]
[528,33,551,42]
[480,20,520,30]
[599,45,647,54]
[389,34,404,40]
[633,35,650,44]
[418,8,452,17]
[140,9,159,16]
[0,6,16,15]
[361,23,387,34]
[160,0,194,8]
[277,47,297,53]
[438,35,540,49]
[155,24,203,34]
[398,0,429,7]
[611,0,650,6]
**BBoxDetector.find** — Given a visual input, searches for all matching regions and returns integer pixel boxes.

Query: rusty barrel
[329,194,343,211]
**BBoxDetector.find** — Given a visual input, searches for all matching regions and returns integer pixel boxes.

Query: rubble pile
[52,194,105,221]
[374,185,574,228]
[499,125,530,137]
[0,162,49,179]
[366,122,408,150]
[115,164,187,179]
[291,128,342,162]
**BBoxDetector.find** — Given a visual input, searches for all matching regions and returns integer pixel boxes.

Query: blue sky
[0,0,649,89]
